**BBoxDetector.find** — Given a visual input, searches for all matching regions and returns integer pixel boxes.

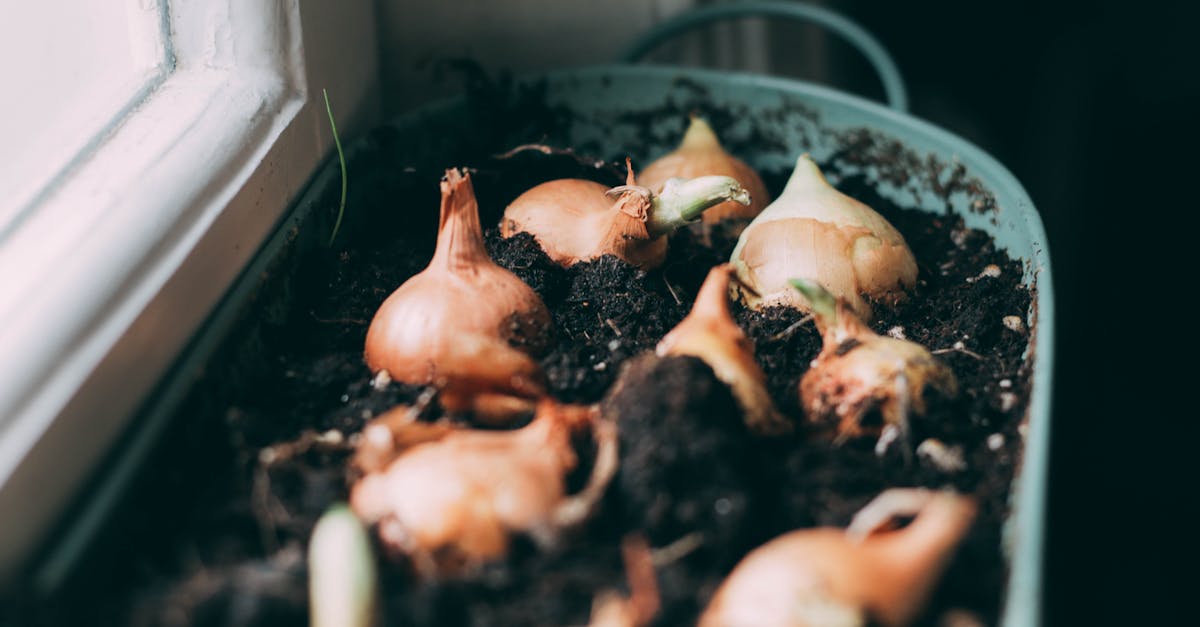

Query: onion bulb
[656,264,789,435]
[790,279,956,447]
[731,154,917,321]
[637,116,770,225]
[349,400,618,576]
[699,488,976,627]
[364,169,551,419]
[501,160,751,269]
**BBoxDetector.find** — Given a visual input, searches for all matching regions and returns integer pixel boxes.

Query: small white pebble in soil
[364,423,392,448]
[1018,422,1030,439]
[954,341,966,350]
[887,325,906,340]
[1003,315,1025,333]
[340,394,350,403]
[714,498,733,515]
[917,439,967,473]
[258,448,277,464]
[360,409,373,420]
[317,429,344,445]
[999,392,1018,412]
[607,339,621,351]
[980,264,1001,278]
[371,369,392,391]
[999,378,1012,389]
[987,433,1006,451]
[593,361,607,371]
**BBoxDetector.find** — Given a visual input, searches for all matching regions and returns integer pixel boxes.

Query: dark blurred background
[822,1,1190,623]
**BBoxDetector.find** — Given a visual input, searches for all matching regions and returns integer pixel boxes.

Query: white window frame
[0,0,379,585]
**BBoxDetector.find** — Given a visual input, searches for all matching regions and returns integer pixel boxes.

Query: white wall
[377,0,826,113]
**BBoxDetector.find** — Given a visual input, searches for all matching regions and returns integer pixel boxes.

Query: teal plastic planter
[29,6,1052,626]
[526,66,1054,626]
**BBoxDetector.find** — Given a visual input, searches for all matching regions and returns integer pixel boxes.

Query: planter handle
[618,1,908,113]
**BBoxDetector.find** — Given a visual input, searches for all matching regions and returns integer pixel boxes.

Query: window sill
[0,0,380,584]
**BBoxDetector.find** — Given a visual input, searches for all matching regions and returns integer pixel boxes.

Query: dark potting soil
[15,85,1034,626]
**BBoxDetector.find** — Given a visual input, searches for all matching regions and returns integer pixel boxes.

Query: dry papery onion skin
[731,154,917,321]
[587,535,660,627]
[637,116,771,224]
[501,160,751,269]
[348,400,617,577]
[699,489,977,627]
[790,278,957,445]
[656,263,789,435]
[363,168,552,419]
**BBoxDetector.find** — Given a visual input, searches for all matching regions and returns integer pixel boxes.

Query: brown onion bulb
[731,154,917,321]
[656,264,789,435]
[501,160,750,269]
[790,279,956,447]
[364,169,551,417]
[700,489,977,627]
[638,116,770,224]
[349,400,618,576]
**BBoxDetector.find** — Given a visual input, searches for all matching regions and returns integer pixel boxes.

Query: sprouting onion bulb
[308,505,378,627]
[731,154,917,321]
[637,116,770,224]
[790,279,956,446]
[349,400,618,576]
[500,160,751,269]
[656,264,790,435]
[364,169,552,419]
[699,488,977,627]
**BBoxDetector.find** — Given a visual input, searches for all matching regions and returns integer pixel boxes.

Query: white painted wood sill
[0,0,379,586]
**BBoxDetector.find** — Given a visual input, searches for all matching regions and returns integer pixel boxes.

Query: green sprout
[324,88,348,246]
[309,504,377,627]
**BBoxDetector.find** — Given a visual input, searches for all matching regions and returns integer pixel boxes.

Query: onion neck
[520,401,594,469]
[692,264,735,323]
[780,153,832,197]
[432,169,490,272]
[679,116,723,152]
[646,176,750,237]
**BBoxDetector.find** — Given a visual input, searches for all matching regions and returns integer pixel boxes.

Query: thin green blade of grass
[324,88,348,246]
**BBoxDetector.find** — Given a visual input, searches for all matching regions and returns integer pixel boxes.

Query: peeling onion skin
[791,279,956,441]
[501,162,750,269]
[656,264,790,436]
[364,169,552,415]
[588,536,660,627]
[731,154,917,321]
[699,490,977,627]
[637,117,770,224]
[349,400,618,577]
